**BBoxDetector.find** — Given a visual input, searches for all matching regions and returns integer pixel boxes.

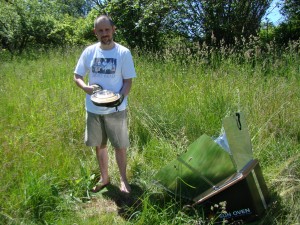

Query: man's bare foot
[120,180,131,193]
[91,179,110,193]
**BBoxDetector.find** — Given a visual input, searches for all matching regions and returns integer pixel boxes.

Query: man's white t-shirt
[74,43,136,114]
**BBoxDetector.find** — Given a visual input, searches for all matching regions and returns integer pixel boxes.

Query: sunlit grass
[0,42,299,224]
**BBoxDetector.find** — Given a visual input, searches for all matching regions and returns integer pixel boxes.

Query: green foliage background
[1,0,299,55]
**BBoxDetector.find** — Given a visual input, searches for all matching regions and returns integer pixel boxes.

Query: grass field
[0,43,299,225]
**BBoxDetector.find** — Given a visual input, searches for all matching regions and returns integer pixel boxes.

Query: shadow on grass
[255,190,288,225]
[101,183,145,219]
[90,181,289,224]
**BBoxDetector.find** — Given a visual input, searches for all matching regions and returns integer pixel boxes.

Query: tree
[55,0,94,16]
[277,0,300,42]
[259,19,277,42]
[0,0,54,54]
[0,0,79,54]
[91,0,177,51]
[281,0,300,21]
[166,0,271,45]
[73,8,99,45]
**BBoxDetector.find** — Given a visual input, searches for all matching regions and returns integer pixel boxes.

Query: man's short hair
[94,15,114,28]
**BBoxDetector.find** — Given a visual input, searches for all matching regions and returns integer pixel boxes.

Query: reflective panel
[222,112,253,171]
[155,134,236,199]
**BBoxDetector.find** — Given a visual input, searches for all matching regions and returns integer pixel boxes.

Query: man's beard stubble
[101,36,113,45]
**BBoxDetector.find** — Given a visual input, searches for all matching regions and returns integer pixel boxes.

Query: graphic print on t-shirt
[92,58,116,74]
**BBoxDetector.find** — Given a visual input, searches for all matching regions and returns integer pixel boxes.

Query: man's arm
[120,78,132,97]
[73,74,94,95]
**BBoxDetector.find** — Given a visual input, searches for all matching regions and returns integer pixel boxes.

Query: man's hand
[74,74,103,95]
[82,86,94,95]
[109,93,124,107]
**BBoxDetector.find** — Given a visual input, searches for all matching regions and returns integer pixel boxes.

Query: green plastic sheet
[155,134,236,200]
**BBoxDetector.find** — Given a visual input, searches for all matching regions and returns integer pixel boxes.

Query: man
[73,15,136,193]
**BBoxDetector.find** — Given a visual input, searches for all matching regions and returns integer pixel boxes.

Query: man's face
[94,20,115,46]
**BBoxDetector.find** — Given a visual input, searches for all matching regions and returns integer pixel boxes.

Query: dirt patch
[82,195,119,216]
[76,183,144,222]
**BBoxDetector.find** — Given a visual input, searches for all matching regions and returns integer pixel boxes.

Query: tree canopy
[0,0,298,55]
[165,0,271,45]
[277,0,300,42]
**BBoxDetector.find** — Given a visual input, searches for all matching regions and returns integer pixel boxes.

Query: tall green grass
[0,42,299,224]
